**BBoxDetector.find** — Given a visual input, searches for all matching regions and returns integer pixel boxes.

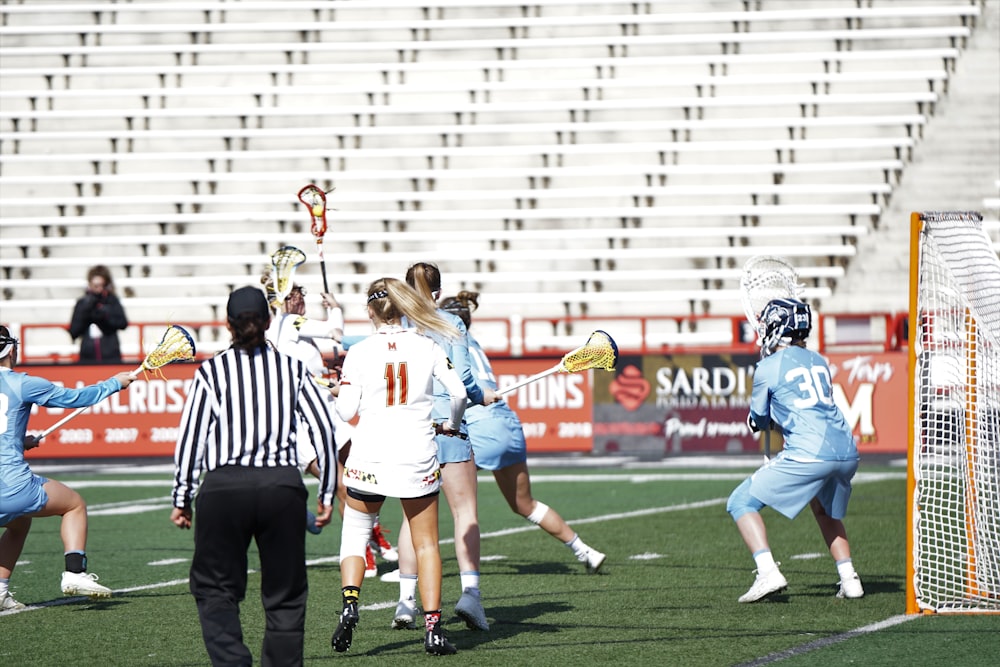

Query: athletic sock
[64,551,87,574]
[836,558,857,581]
[424,610,442,632]
[459,571,480,591]
[0,577,10,596]
[752,549,777,574]
[399,573,418,602]
[342,586,360,606]
[564,533,590,558]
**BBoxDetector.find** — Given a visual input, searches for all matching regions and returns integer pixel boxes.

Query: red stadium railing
[13,311,908,364]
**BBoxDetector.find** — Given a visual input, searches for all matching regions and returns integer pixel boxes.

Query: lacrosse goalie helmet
[758,298,812,357]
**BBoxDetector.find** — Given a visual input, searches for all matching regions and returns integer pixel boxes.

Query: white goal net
[908,211,1000,614]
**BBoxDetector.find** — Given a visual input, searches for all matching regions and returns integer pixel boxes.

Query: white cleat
[392,597,418,630]
[578,548,607,574]
[455,587,489,631]
[61,571,112,599]
[1,591,26,611]
[837,574,865,599]
[738,567,788,603]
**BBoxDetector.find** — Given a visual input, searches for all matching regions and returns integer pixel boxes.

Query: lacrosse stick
[39,325,197,439]
[497,330,619,397]
[739,255,803,461]
[270,245,307,308]
[298,184,330,294]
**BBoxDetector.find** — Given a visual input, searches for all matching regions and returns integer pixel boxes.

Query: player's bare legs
[734,511,770,555]
[401,495,442,613]
[441,459,480,574]
[0,516,31,580]
[36,480,88,552]
[809,498,863,598]
[493,462,574,541]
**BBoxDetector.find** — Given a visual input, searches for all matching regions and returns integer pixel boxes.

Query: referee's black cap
[227,286,270,320]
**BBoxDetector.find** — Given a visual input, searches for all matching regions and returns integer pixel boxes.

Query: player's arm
[748,361,773,432]
[433,343,468,432]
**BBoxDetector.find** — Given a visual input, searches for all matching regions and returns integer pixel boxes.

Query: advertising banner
[593,350,909,458]
[24,357,591,459]
[21,350,907,459]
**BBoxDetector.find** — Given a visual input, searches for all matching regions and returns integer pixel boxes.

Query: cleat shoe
[380,568,401,583]
[61,571,112,598]
[331,601,360,653]
[425,622,457,656]
[738,567,788,603]
[836,574,865,599]
[1,591,26,611]
[392,597,418,630]
[454,587,489,631]
[370,523,398,562]
[578,548,606,574]
[364,545,378,578]
[306,510,323,535]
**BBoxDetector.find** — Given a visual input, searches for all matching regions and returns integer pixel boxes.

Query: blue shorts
[436,425,472,465]
[468,410,527,471]
[747,452,858,520]
[0,473,50,526]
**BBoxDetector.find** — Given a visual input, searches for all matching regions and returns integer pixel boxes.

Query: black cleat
[331,601,359,653]
[424,622,457,656]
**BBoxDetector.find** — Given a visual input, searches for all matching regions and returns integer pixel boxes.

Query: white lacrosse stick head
[270,246,307,307]
[739,255,805,346]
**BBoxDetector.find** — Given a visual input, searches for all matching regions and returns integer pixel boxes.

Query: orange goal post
[906,211,1000,614]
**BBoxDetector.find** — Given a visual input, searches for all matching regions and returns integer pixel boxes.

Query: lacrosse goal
[907,211,1000,614]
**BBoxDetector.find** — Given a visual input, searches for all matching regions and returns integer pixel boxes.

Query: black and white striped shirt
[172,344,336,508]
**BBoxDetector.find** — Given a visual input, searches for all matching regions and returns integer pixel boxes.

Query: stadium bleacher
[0,0,993,355]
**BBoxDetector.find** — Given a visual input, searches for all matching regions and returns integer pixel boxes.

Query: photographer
[68,265,129,364]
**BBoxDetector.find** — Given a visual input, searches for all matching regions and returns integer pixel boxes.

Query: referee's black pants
[190,465,308,667]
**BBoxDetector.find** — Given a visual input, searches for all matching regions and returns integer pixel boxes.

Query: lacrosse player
[329,278,466,656]
[440,291,607,573]
[392,262,498,633]
[0,325,135,607]
[726,298,863,603]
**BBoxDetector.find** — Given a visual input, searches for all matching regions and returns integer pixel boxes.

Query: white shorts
[342,454,441,499]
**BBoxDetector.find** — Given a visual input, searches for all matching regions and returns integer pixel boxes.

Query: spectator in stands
[0,325,136,608]
[726,298,863,603]
[68,265,129,364]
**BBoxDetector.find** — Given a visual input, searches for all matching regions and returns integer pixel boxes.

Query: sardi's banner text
[595,352,908,457]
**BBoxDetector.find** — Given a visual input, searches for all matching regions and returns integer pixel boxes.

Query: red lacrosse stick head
[297,184,328,238]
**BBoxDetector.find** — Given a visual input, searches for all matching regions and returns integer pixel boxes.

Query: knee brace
[726,478,765,521]
[525,501,549,525]
[340,505,377,561]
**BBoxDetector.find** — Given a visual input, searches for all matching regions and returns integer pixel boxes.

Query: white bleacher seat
[0,27,973,71]
[0,0,984,335]
[0,49,962,91]
[0,92,941,133]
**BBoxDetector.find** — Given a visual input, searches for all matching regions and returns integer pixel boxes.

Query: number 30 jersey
[749,345,857,462]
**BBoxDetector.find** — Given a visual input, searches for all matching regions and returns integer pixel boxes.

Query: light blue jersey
[403,310,485,464]
[750,345,857,462]
[466,335,527,470]
[0,368,121,523]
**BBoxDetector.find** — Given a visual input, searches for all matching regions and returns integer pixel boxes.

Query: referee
[171,286,336,667]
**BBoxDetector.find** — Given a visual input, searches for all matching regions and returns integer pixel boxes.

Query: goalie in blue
[726,298,864,603]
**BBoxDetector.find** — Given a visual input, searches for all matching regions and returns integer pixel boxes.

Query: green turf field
[1,459,996,665]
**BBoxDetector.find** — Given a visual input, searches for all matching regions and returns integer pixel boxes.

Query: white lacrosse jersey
[266,312,337,376]
[335,324,467,498]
